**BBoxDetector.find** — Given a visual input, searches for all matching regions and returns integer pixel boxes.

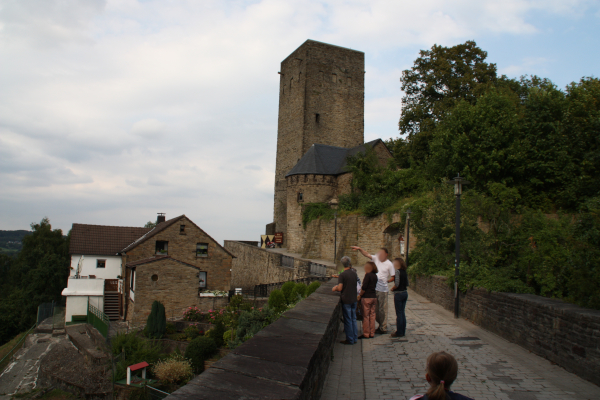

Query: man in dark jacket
[332,256,358,344]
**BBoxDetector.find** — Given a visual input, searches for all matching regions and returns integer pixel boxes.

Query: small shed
[126,361,149,385]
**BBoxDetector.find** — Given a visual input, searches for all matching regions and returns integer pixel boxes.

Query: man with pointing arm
[351,246,394,334]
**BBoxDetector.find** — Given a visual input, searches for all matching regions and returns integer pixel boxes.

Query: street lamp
[446,174,470,319]
[405,209,412,269]
[334,210,338,263]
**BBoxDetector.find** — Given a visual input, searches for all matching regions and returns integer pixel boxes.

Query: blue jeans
[342,302,358,344]
[394,291,408,336]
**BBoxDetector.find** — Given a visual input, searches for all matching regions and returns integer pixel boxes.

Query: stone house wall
[412,275,600,387]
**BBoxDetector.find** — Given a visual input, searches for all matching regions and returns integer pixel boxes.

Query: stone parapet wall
[165,279,342,400]
[412,275,600,386]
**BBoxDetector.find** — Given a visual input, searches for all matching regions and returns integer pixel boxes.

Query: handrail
[0,323,37,374]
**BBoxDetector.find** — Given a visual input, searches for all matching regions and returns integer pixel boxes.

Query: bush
[268,289,287,312]
[184,336,217,374]
[146,301,166,339]
[306,281,321,296]
[165,322,176,334]
[231,306,282,348]
[294,283,307,298]
[223,329,236,348]
[152,354,193,384]
[183,325,200,340]
[281,282,296,304]
[207,321,225,347]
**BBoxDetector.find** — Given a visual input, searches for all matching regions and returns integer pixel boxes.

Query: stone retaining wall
[412,275,600,386]
[225,240,335,292]
[165,279,342,400]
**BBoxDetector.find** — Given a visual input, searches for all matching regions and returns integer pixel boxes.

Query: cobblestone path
[322,281,597,400]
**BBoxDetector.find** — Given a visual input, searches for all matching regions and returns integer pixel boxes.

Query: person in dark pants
[391,257,409,338]
[332,256,358,344]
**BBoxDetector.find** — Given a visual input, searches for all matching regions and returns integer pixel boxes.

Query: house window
[196,243,208,257]
[315,113,320,123]
[156,241,168,255]
[297,192,304,202]
[130,269,136,292]
[198,271,207,289]
[180,225,186,234]
[97,259,106,268]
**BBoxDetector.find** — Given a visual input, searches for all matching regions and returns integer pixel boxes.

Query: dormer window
[180,225,186,234]
[196,243,208,258]
[156,241,168,255]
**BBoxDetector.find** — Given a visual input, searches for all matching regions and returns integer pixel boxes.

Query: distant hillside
[0,230,31,255]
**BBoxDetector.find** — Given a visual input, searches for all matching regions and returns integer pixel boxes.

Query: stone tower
[272,40,365,244]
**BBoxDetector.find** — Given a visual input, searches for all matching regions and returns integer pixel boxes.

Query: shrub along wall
[412,275,600,386]
[164,279,342,400]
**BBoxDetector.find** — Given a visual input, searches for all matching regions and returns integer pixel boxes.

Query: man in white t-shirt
[351,246,395,333]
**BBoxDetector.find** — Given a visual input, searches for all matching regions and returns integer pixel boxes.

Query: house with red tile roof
[62,214,234,325]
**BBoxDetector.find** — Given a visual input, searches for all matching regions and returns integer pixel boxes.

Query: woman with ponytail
[409,352,474,400]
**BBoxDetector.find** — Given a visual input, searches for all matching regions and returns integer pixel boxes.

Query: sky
[1,0,599,244]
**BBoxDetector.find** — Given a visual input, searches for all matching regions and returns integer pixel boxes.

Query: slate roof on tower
[285,139,389,177]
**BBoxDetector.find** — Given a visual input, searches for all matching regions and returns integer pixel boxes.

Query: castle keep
[270,40,392,250]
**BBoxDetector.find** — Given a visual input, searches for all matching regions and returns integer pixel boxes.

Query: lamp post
[334,210,338,263]
[405,209,412,269]
[446,174,470,319]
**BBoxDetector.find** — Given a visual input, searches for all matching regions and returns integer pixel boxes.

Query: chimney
[157,213,166,224]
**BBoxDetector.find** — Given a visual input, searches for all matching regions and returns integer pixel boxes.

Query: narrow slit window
[196,243,208,258]
[297,192,304,202]
[315,113,320,123]
[130,269,136,291]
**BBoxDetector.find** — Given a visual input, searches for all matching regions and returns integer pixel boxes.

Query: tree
[144,221,157,229]
[398,41,499,165]
[146,301,166,339]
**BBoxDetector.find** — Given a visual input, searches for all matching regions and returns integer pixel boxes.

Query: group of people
[332,246,409,342]
[332,246,474,400]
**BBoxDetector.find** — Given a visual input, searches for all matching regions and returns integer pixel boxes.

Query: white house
[62,223,150,323]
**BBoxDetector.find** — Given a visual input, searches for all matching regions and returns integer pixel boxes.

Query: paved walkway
[322,274,598,400]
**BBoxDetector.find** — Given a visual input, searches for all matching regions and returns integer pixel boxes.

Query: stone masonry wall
[412,275,600,387]
[165,279,342,400]
[225,241,319,292]
[302,213,417,268]
[273,40,365,244]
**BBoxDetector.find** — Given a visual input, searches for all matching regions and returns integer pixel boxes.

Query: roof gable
[122,215,235,258]
[285,139,390,177]
[69,224,150,256]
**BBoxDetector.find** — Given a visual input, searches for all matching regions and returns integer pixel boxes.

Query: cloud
[0,0,597,243]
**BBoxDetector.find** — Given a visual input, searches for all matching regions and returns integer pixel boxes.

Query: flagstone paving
[322,274,598,400]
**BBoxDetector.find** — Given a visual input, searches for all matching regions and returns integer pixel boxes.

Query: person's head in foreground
[364,261,378,274]
[341,256,352,270]
[410,351,474,400]
[393,257,406,271]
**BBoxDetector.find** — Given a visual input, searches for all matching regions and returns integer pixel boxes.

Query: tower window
[297,192,304,202]
[315,114,320,123]
[290,78,293,90]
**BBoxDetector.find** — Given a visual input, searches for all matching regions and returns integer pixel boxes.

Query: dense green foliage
[293,283,308,298]
[230,305,283,348]
[111,332,163,380]
[146,301,167,339]
[300,41,600,309]
[306,281,322,296]
[184,336,217,374]
[267,289,287,312]
[207,321,225,347]
[0,218,70,346]
[281,281,296,304]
